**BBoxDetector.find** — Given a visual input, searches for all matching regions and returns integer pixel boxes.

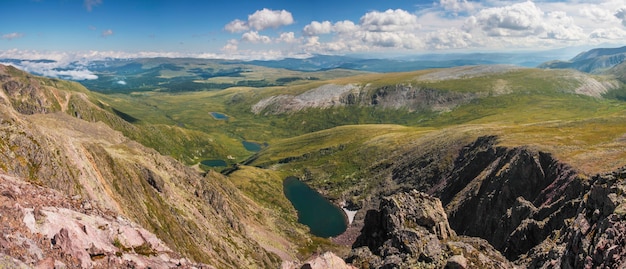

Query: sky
[1,0,626,63]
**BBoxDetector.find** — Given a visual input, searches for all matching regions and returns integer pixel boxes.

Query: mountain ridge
[0,64,307,268]
[539,45,626,74]
[2,43,626,268]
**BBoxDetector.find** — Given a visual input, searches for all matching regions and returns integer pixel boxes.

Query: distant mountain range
[0,48,576,83]
[538,45,626,73]
[246,51,568,72]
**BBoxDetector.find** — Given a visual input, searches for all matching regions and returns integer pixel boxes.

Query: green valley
[3,45,626,268]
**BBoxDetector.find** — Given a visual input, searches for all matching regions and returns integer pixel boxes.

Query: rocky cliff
[522,167,626,268]
[251,83,478,115]
[348,190,513,268]
[339,135,626,268]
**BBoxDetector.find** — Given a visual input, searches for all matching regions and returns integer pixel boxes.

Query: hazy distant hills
[247,51,565,72]
[538,45,626,73]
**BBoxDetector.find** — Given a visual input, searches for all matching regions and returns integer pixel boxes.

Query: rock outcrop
[282,252,358,269]
[523,167,626,268]
[348,135,626,268]
[0,173,211,268]
[373,135,584,261]
[251,83,478,115]
[348,190,513,268]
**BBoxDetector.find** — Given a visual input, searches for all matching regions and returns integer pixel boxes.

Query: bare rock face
[382,136,585,261]
[0,174,213,268]
[349,190,513,268]
[251,83,477,115]
[282,252,358,269]
[523,167,626,268]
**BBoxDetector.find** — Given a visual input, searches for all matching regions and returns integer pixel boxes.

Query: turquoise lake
[283,176,347,238]
[210,112,228,120]
[242,141,263,152]
[200,159,227,167]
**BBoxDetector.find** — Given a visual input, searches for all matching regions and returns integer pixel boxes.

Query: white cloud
[468,1,543,36]
[360,31,421,49]
[0,60,98,80]
[426,28,473,49]
[303,21,332,36]
[360,9,420,32]
[116,80,127,85]
[101,29,113,38]
[247,8,294,31]
[2,32,23,40]
[590,27,626,39]
[221,39,238,52]
[241,31,271,44]
[580,6,616,23]
[543,11,585,40]
[84,0,102,12]
[332,20,359,34]
[616,7,626,27]
[224,19,249,33]
[439,0,476,15]
[277,32,297,43]
[48,69,98,80]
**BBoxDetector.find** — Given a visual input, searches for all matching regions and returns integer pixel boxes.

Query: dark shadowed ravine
[283,176,348,237]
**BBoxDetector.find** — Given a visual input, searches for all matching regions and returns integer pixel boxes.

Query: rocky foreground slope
[0,64,302,268]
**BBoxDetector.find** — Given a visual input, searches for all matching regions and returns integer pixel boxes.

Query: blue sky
[1,0,626,61]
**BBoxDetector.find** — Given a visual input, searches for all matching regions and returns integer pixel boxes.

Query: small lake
[200,159,227,167]
[210,112,229,120]
[283,176,347,238]
[242,141,263,152]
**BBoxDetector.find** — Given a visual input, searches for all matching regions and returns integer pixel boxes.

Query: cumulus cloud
[303,21,332,36]
[333,20,359,34]
[299,9,426,53]
[241,31,271,43]
[439,0,476,15]
[360,9,420,32]
[277,32,297,43]
[248,8,294,31]
[224,19,248,33]
[84,0,102,12]
[543,11,585,40]
[462,1,587,43]
[221,39,238,52]
[581,6,616,23]
[426,28,473,49]
[101,29,113,38]
[467,1,543,36]
[360,31,421,49]
[590,27,626,39]
[2,32,23,40]
[616,8,626,27]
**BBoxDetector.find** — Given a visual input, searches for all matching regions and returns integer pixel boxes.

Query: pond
[283,176,347,238]
[242,141,264,152]
[200,159,227,167]
[210,112,229,120]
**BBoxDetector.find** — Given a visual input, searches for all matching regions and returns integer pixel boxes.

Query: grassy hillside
[89,66,625,167]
